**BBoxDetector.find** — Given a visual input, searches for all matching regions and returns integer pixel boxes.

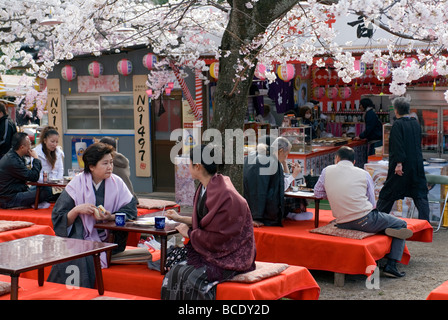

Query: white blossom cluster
[0,0,447,104]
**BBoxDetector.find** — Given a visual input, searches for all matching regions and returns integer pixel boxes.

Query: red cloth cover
[101,263,320,300]
[0,224,55,243]
[254,209,432,276]
[427,280,448,300]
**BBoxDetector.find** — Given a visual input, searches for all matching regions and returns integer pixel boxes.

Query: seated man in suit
[0,132,51,208]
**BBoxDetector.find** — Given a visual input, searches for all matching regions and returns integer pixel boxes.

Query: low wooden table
[28,179,69,210]
[284,190,323,228]
[0,234,117,300]
[95,215,179,275]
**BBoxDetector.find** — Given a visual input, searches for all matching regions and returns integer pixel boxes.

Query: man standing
[314,146,414,278]
[353,98,383,156]
[0,132,51,208]
[0,102,17,159]
[376,97,429,221]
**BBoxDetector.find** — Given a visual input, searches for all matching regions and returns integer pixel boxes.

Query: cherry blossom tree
[0,0,447,190]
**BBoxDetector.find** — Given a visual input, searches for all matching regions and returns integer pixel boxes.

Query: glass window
[66,95,134,132]
[66,98,99,130]
[101,96,134,130]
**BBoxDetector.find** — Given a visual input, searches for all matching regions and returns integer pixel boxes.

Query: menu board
[133,75,151,177]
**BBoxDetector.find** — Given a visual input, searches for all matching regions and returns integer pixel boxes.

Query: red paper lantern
[277,64,295,82]
[210,62,219,79]
[142,53,158,70]
[61,65,77,82]
[117,59,133,76]
[353,60,366,77]
[373,59,392,78]
[88,61,103,78]
[314,68,328,86]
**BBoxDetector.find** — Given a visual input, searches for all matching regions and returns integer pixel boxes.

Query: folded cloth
[0,220,34,232]
[287,212,313,221]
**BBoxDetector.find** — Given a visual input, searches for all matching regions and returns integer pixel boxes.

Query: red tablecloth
[0,224,55,243]
[254,209,432,276]
[0,275,150,300]
[427,281,448,300]
[101,263,320,300]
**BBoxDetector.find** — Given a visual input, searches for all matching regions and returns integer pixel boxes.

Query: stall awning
[0,74,37,97]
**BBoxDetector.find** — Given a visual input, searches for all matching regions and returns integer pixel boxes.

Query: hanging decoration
[142,53,158,70]
[353,60,366,77]
[313,68,328,86]
[277,64,295,82]
[88,61,103,78]
[326,86,338,99]
[210,62,219,80]
[403,57,418,68]
[117,59,133,76]
[313,87,325,99]
[373,59,392,78]
[254,63,267,80]
[338,87,352,99]
[61,65,77,94]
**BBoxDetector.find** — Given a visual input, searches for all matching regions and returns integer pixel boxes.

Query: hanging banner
[45,79,63,146]
[133,75,151,177]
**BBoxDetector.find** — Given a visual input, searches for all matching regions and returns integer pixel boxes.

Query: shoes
[36,201,50,209]
[287,212,313,221]
[383,263,406,278]
[385,227,413,240]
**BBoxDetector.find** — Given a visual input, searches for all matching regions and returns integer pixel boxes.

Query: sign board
[133,75,151,177]
[45,79,63,146]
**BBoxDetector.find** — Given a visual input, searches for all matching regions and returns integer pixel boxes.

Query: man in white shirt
[314,146,414,278]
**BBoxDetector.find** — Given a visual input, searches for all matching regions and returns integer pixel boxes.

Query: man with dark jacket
[243,137,301,227]
[0,102,17,158]
[354,98,383,155]
[0,132,51,208]
[377,97,429,221]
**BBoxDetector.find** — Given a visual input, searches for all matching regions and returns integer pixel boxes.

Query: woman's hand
[165,209,182,221]
[176,223,190,238]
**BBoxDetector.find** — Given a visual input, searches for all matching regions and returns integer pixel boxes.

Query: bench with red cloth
[427,281,448,300]
[0,199,180,246]
[0,221,55,243]
[0,275,151,300]
[254,209,433,283]
[101,262,320,300]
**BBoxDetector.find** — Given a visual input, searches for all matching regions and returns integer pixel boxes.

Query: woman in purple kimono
[48,142,137,288]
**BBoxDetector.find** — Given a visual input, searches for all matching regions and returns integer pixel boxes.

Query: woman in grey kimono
[47,142,137,288]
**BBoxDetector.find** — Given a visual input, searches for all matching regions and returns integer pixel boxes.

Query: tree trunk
[210,0,299,194]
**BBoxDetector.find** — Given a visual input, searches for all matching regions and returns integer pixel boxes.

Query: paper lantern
[353,60,366,77]
[277,64,295,82]
[313,87,325,99]
[61,65,77,82]
[142,53,158,70]
[254,63,267,80]
[338,87,352,99]
[429,58,439,77]
[210,62,219,79]
[117,59,133,76]
[326,87,338,99]
[88,61,103,78]
[314,68,328,86]
[373,59,392,78]
[328,69,338,86]
[403,57,418,68]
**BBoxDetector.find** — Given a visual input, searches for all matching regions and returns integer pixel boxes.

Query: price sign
[133,75,151,177]
[45,79,63,147]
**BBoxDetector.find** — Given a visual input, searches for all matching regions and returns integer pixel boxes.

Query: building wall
[46,47,197,193]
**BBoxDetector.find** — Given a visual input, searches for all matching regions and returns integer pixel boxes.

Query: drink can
[43,171,48,183]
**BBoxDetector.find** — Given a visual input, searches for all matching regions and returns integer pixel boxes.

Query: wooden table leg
[314,199,320,228]
[38,268,44,286]
[160,235,167,275]
[93,253,104,295]
[34,187,40,210]
[10,274,19,300]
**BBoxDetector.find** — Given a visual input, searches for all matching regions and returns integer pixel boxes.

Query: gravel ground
[312,226,448,300]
